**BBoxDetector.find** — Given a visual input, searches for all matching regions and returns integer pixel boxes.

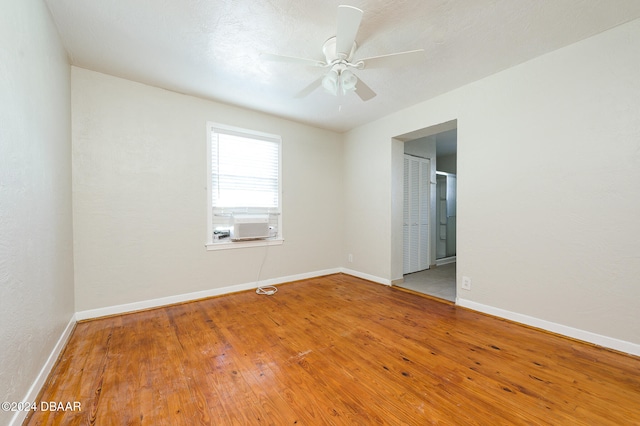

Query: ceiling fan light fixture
[322,68,339,96]
[340,69,358,94]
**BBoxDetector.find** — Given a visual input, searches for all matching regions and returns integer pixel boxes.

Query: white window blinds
[210,127,281,210]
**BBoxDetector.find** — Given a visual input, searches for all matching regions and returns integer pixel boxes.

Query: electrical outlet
[348,254,353,263]
[462,276,472,291]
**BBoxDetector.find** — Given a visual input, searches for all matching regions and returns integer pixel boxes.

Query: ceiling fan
[262,5,426,101]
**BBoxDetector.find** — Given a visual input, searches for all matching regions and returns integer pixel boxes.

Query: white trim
[9,315,76,426]
[75,268,342,321]
[456,298,640,357]
[209,122,281,142]
[256,268,341,287]
[206,122,213,245]
[205,238,284,251]
[340,268,391,286]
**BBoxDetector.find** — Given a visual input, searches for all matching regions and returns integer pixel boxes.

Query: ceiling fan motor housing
[323,36,357,64]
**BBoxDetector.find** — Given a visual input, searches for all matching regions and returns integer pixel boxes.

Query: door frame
[391,119,457,283]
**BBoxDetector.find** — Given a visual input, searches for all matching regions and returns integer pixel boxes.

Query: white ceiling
[44,0,640,133]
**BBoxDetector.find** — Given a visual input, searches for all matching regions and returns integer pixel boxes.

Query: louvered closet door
[403,155,430,275]
[403,156,411,274]
[419,159,430,270]
[408,157,420,272]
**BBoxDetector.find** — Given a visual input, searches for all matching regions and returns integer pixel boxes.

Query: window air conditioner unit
[230,215,270,241]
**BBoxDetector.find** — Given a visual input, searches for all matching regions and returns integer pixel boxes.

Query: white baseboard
[340,268,391,286]
[75,268,342,321]
[9,314,76,426]
[258,268,341,286]
[456,298,640,357]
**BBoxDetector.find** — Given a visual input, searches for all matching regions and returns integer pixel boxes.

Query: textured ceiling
[44,0,640,132]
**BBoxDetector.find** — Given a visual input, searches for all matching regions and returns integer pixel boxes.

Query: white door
[403,155,430,274]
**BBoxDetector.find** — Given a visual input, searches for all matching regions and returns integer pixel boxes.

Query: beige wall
[0,0,74,422]
[342,124,393,280]
[344,18,640,346]
[72,68,344,311]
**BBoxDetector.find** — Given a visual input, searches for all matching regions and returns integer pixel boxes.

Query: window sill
[205,238,284,251]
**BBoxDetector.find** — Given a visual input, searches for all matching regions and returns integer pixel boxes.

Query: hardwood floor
[27,274,640,425]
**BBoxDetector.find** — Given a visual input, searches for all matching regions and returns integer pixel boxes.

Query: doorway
[395,122,457,302]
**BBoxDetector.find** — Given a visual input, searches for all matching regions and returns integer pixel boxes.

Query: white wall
[342,125,393,280]
[0,0,74,423]
[344,18,640,347]
[72,68,343,312]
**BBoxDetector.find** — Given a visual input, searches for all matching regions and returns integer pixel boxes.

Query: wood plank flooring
[26,274,640,425]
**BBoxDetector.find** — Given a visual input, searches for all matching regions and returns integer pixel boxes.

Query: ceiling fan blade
[358,49,426,69]
[336,5,363,57]
[260,53,325,67]
[355,77,376,101]
[294,77,323,98]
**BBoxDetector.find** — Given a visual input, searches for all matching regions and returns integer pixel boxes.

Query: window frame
[205,122,283,250]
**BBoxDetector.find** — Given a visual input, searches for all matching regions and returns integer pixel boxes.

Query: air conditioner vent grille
[230,215,270,240]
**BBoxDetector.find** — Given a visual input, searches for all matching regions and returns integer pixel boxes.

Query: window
[206,122,283,249]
